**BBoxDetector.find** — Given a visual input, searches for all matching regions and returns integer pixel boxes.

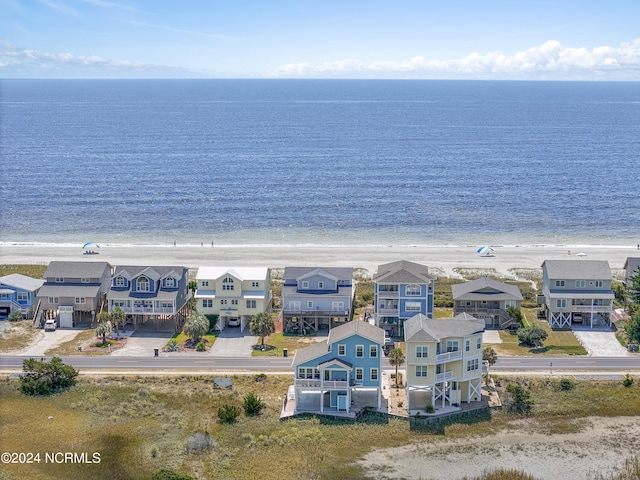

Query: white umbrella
[477,246,495,256]
[576,252,587,257]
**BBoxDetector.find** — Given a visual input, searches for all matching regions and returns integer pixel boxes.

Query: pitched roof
[624,257,640,272]
[373,260,435,284]
[114,265,188,280]
[291,339,329,366]
[196,266,269,281]
[404,313,485,343]
[451,277,523,301]
[284,267,353,281]
[0,273,45,292]
[541,260,611,280]
[327,320,385,345]
[38,284,102,298]
[45,261,111,278]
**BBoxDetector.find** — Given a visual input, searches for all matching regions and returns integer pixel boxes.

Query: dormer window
[55,277,64,283]
[137,276,150,292]
[575,280,586,288]
[115,277,125,287]
[301,281,309,289]
[165,277,175,287]
[81,278,90,284]
[318,281,324,289]
[222,277,234,291]
[251,281,259,287]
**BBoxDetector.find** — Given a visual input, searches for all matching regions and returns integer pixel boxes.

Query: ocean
[1,79,639,248]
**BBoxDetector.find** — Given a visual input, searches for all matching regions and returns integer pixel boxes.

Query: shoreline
[1,243,636,276]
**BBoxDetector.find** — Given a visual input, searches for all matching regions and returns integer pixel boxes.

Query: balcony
[571,305,611,313]
[126,305,175,315]
[377,290,399,298]
[435,350,463,363]
[294,379,349,388]
[284,309,349,316]
[378,308,398,315]
[435,370,454,382]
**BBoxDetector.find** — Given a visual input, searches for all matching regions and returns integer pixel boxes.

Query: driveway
[19,329,82,357]
[209,327,258,357]
[483,330,502,344]
[573,330,630,357]
[111,330,173,357]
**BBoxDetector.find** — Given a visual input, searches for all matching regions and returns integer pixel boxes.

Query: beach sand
[0,243,635,276]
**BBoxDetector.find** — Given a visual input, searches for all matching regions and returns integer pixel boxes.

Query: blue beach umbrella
[476,246,495,256]
[82,242,100,249]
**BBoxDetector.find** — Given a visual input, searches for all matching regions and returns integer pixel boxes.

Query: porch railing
[294,379,349,388]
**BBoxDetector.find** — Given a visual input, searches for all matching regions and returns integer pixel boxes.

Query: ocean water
[1,79,639,247]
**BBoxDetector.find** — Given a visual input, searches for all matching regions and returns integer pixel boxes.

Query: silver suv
[44,319,57,331]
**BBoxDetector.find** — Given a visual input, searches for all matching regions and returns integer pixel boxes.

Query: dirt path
[359,416,640,480]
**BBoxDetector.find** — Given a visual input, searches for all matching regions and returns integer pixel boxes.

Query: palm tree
[183,313,208,344]
[95,320,112,345]
[388,347,405,387]
[250,312,275,349]
[110,307,126,335]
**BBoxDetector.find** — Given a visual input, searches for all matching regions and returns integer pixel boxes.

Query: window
[75,297,86,304]
[288,301,301,311]
[595,281,603,288]
[465,340,470,352]
[251,281,259,287]
[406,284,420,296]
[337,344,346,356]
[222,277,234,290]
[307,301,313,308]
[55,277,64,283]
[48,297,59,304]
[575,280,586,288]
[201,280,209,287]
[318,281,324,289]
[202,299,213,308]
[161,301,173,309]
[405,301,421,312]
[355,368,364,381]
[298,367,318,379]
[356,345,364,358]
[555,280,565,287]
[137,276,150,292]
[231,299,238,305]
[246,300,256,308]
[221,299,227,305]
[415,365,428,377]
[445,340,459,352]
[477,337,482,349]
[165,277,175,287]
[556,299,567,308]
[17,292,28,301]
[416,345,428,358]
[370,368,379,381]
[332,302,344,311]
[112,300,126,308]
[301,281,309,289]
[369,345,378,357]
[115,276,125,287]
[81,277,90,284]
[467,359,479,372]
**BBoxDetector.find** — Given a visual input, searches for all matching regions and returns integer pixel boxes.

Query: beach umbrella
[82,242,100,249]
[476,246,495,256]
[576,252,587,257]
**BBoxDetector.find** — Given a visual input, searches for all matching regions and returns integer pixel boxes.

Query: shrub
[558,378,575,391]
[517,326,548,347]
[243,392,266,417]
[623,374,634,387]
[254,373,267,382]
[185,432,215,453]
[196,342,206,352]
[8,310,23,321]
[166,340,179,352]
[424,405,435,414]
[152,468,196,480]
[505,383,533,414]
[218,405,241,424]
[20,357,78,396]
[205,314,219,332]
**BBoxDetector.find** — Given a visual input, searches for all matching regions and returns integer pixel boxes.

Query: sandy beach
[0,243,636,276]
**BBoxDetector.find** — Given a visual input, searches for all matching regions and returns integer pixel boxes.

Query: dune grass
[251,333,322,357]
[0,320,42,352]
[1,374,638,480]
[0,264,47,279]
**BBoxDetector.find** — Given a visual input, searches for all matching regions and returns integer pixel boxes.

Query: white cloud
[271,39,640,80]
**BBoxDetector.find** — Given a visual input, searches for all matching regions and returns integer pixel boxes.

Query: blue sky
[1,0,639,79]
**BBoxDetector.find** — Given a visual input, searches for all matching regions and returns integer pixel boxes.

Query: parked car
[44,319,57,331]
[227,318,240,327]
[383,336,394,355]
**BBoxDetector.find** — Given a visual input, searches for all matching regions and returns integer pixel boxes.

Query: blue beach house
[282,267,354,334]
[373,260,435,338]
[289,320,385,416]
[0,274,44,319]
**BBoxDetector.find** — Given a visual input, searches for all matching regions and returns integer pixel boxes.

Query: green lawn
[251,332,322,357]
[164,332,218,351]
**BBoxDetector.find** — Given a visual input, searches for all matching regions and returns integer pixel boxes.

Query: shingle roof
[114,265,187,280]
[327,320,385,345]
[451,277,523,301]
[291,339,329,366]
[404,313,485,343]
[196,266,269,281]
[541,260,611,280]
[373,260,435,284]
[624,257,640,273]
[0,273,44,292]
[284,267,353,281]
[44,261,111,278]
[38,284,102,298]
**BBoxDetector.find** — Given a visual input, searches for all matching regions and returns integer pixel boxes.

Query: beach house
[36,261,113,328]
[107,265,191,331]
[452,277,523,329]
[404,313,485,413]
[624,257,640,290]
[288,320,385,416]
[194,267,271,331]
[373,260,435,337]
[0,274,44,320]
[282,267,354,334]
[541,260,614,329]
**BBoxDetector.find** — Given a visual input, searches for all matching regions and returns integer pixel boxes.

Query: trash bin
[283,348,288,358]
[154,348,159,357]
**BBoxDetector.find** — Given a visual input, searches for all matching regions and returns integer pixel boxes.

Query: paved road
[1,355,639,374]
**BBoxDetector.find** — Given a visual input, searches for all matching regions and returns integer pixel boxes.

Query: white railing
[294,379,349,388]
[435,350,463,363]
[571,305,612,313]
[435,371,454,382]
[122,305,176,315]
[377,290,399,297]
[378,308,398,315]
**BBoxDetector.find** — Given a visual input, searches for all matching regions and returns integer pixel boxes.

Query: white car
[227,318,240,327]
[44,319,57,331]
